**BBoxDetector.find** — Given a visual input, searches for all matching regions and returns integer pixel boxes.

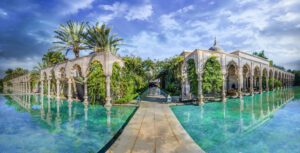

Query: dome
[209,37,223,52]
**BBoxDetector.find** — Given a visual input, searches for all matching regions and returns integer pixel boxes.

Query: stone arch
[226,61,238,96]
[71,64,84,100]
[242,63,251,92]
[253,66,260,91]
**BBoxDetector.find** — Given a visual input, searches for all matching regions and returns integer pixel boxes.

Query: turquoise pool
[172,87,300,153]
[0,95,136,153]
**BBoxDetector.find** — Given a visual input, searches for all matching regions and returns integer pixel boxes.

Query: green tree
[274,79,282,88]
[87,61,106,104]
[269,78,274,90]
[111,63,122,100]
[187,59,198,96]
[84,23,122,54]
[157,56,183,95]
[3,68,28,81]
[52,21,87,58]
[202,56,223,94]
[253,50,268,59]
[291,70,300,86]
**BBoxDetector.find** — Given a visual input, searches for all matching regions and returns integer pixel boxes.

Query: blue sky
[0,0,300,77]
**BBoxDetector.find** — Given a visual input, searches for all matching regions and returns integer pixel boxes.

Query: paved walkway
[107,101,204,153]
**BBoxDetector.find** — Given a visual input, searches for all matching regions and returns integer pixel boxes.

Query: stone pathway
[107,100,204,153]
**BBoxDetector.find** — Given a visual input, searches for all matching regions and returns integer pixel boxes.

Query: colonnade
[3,74,31,94]
[39,52,123,107]
[3,52,124,107]
[181,50,295,104]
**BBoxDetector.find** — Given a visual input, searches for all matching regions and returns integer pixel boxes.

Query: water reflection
[1,94,136,153]
[172,88,296,152]
[6,94,131,133]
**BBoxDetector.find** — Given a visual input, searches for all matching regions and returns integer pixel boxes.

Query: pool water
[171,87,300,153]
[0,95,136,153]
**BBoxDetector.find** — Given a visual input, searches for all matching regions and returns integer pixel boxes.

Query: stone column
[47,79,51,98]
[56,79,60,99]
[272,72,275,90]
[197,73,204,105]
[259,70,262,93]
[84,77,88,104]
[266,71,269,91]
[238,68,243,97]
[68,78,72,101]
[181,79,185,100]
[250,73,254,95]
[105,75,112,107]
[28,81,31,94]
[222,73,226,102]
[40,80,44,96]
[25,81,28,94]
[21,82,23,93]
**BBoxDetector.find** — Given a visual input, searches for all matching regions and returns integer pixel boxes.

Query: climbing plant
[87,61,106,104]
[202,56,223,94]
[274,79,282,88]
[111,63,122,100]
[187,59,198,96]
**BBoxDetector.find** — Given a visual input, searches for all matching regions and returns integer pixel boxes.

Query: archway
[253,66,260,92]
[87,60,106,104]
[242,64,251,93]
[226,61,238,96]
[72,64,84,101]
[59,67,67,98]
[202,56,222,97]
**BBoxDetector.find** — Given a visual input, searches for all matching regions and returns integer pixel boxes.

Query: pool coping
[98,105,139,153]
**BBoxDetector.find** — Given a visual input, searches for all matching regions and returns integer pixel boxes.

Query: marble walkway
[106,100,204,153]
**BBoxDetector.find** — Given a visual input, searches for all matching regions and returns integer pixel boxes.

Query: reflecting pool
[171,87,300,153]
[0,95,136,153]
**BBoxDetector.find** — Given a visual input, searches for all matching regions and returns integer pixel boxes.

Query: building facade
[181,40,295,103]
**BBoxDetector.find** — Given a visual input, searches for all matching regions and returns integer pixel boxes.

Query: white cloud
[60,0,94,15]
[0,56,41,71]
[159,5,194,30]
[0,8,8,17]
[275,12,300,22]
[123,1,300,70]
[98,2,153,23]
[125,4,153,21]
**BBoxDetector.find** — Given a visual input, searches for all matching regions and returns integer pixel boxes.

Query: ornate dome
[209,37,223,52]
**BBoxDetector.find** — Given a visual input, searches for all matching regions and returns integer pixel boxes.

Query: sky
[0,0,300,77]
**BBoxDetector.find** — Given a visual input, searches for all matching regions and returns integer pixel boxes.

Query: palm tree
[52,21,87,58]
[33,62,47,72]
[84,23,123,54]
[42,51,66,66]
